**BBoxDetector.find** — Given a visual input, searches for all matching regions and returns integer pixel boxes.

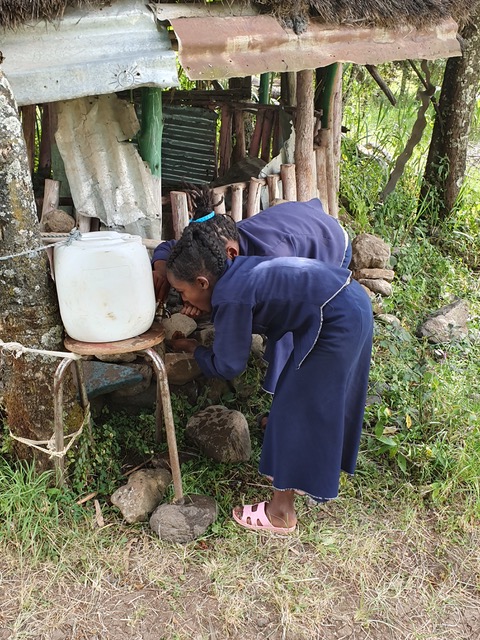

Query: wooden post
[249,110,265,158]
[232,109,246,163]
[76,213,92,233]
[211,187,227,214]
[21,105,36,174]
[38,103,54,179]
[295,69,316,202]
[230,183,245,222]
[260,109,274,163]
[281,72,297,107]
[318,129,337,218]
[330,64,343,208]
[266,174,280,205]
[280,164,297,201]
[218,104,233,177]
[246,178,263,217]
[315,144,329,214]
[170,191,189,240]
[40,178,60,229]
[137,88,164,231]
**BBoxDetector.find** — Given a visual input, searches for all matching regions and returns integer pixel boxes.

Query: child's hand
[170,338,199,354]
[152,260,170,302]
[181,303,203,318]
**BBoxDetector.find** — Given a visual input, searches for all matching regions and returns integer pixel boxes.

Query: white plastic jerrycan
[54,231,156,343]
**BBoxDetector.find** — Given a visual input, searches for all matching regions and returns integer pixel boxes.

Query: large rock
[165,352,201,385]
[149,494,217,543]
[162,313,197,340]
[358,278,392,297]
[353,268,395,282]
[186,405,251,463]
[350,233,391,270]
[42,208,75,233]
[417,299,469,344]
[111,468,172,523]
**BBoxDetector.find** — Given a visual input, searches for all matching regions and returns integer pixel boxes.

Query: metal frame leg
[142,347,184,503]
[53,356,90,486]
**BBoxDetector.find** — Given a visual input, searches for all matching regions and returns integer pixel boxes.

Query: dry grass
[0,496,478,640]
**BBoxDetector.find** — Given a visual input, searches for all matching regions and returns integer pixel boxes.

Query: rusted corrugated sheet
[1,0,178,106]
[162,106,218,187]
[170,15,462,80]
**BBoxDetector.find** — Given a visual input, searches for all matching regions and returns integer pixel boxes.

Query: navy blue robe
[194,257,373,502]
[153,199,352,392]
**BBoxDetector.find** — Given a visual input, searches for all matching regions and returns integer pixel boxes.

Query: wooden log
[280,164,297,201]
[230,183,245,222]
[76,213,92,233]
[318,128,337,219]
[40,179,60,229]
[248,110,265,158]
[315,145,329,214]
[38,104,53,179]
[266,174,280,205]
[211,187,227,214]
[170,191,190,239]
[232,109,246,164]
[280,72,297,107]
[21,105,36,174]
[271,111,281,158]
[330,64,343,214]
[295,69,316,202]
[218,104,233,177]
[246,178,263,217]
[260,109,274,163]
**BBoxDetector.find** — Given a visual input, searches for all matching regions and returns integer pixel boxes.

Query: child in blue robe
[166,223,373,534]
[154,195,351,395]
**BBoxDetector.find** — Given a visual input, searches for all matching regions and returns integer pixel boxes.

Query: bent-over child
[166,223,373,534]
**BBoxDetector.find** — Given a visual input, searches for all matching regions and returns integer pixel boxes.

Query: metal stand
[53,323,183,502]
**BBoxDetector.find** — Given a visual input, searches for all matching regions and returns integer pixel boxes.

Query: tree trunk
[420,10,480,221]
[0,71,78,470]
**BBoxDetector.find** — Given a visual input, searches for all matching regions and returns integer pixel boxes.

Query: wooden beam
[295,70,316,202]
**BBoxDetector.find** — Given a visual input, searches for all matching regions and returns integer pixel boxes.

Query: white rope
[9,405,91,459]
[0,340,82,360]
[0,228,82,261]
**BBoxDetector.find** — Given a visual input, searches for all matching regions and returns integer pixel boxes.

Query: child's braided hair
[183,182,239,244]
[167,223,227,283]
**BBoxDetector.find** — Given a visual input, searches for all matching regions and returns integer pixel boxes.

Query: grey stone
[417,299,469,344]
[353,267,395,282]
[360,283,375,299]
[375,313,402,329]
[165,352,201,385]
[162,313,197,340]
[149,494,217,543]
[42,208,75,233]
[358,278,393,297]
[350,233,391,270]
[186,405,251,463]
[196,326,215,347]
[251,334,265,357]
[111,468,172,524]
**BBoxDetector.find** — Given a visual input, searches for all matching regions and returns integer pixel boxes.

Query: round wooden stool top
[64,322,165,356]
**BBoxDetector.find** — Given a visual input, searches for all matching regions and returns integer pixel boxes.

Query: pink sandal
[232,501,296,534]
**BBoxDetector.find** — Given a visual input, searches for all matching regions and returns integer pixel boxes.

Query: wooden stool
[53,322,183,501]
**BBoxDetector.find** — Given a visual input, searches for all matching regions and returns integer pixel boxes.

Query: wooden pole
[246,178,263,217]
[21,105,36,174]
[170,191,189,239]
[249,110,265,158]
[295,69,316,202]
[38,104,53,179]
[330,64,343,209]
[280,164,297,201]
[40,178,60,230]
[260,109,274,163]
[266,174,280,205]
[137,88,164,230]
[315,144,329,213]
[230,183,245,221]
[232,109,246,163]
[211,187,227,214]
[218,104,233,177]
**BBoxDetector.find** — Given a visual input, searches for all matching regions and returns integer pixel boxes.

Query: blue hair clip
[190,211,215,224]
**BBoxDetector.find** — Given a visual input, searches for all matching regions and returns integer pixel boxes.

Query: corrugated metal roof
[170,15,462,80]
[1,0,178,106]
[161,106,218,187]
